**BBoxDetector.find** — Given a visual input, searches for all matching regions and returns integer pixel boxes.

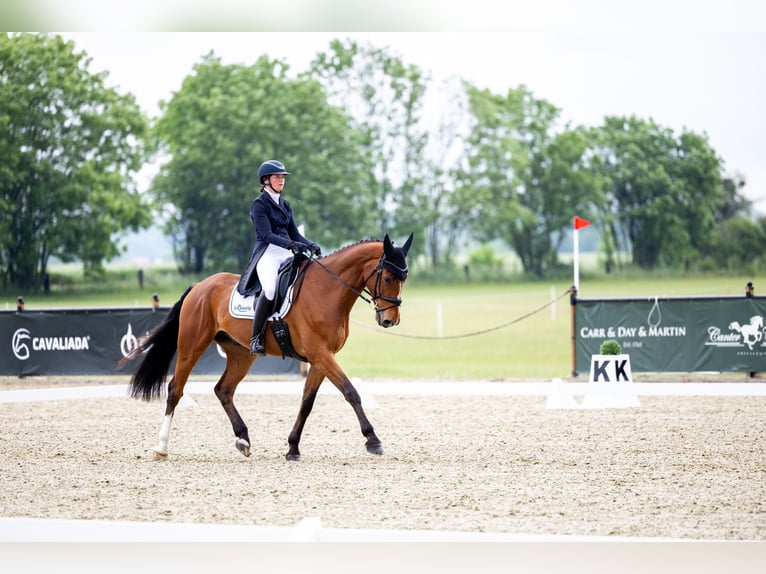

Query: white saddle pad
[228,285,294,320]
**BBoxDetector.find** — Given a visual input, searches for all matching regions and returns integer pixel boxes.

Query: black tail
[119,285,194,402]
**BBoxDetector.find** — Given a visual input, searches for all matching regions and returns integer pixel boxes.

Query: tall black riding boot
[249,293,273,355]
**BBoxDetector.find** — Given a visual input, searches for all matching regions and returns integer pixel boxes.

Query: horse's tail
[119,285,195,402]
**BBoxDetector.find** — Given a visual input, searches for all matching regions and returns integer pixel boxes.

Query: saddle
[274,252,309,310]
[229,253,308,318]
[229,253,309,362]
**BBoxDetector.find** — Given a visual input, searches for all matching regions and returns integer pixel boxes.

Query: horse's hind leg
[154,349,206,459]
[153,376,183,459]
[213,349,254,457]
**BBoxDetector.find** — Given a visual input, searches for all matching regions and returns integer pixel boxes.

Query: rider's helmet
[258,160,290,185]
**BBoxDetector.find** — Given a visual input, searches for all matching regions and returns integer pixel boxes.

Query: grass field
[4,268,757,380]
[340,275,758,380]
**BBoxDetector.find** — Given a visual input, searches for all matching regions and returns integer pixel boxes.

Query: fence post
[747,281,756,377]
[570,285,577,377]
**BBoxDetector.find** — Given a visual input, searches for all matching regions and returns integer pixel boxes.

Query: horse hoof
[366,444,384,456]
[236,438,251,457]
[153,450,168,461]
[285,453,302,462]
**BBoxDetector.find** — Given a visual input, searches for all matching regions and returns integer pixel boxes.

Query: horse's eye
[384,276,392,284]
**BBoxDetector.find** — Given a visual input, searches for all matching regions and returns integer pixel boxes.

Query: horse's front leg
[286,368,323,461]
[319,356,383,456]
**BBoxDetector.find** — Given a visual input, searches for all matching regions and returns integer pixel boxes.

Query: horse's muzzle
[376,310,400,328]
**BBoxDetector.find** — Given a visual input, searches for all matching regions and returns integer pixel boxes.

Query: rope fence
[351,288,573,340]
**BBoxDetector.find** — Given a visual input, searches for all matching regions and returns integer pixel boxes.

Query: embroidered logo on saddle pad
[228,286,294,320]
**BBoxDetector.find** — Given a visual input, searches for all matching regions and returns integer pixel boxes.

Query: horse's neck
[318,243,381,303]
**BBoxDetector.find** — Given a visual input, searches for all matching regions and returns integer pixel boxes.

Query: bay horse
[119,234,413,461]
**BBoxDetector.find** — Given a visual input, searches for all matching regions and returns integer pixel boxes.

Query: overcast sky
[56,6,766,210]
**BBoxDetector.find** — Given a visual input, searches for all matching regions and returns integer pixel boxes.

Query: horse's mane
[322,237,408,280]
[325,238,381,258]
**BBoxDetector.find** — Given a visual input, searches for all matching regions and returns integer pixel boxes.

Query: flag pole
[571,215,590,378]
[573,223,580,292]
[572,216,591,293]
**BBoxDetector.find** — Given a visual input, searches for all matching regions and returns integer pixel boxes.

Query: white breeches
[256,243,292,299]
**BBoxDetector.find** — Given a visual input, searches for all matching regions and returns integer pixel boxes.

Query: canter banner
[574,296,766,374]
[0,308,300,377]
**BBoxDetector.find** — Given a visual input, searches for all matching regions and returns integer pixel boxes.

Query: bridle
[311,251,406,320]
[364,253,407,316]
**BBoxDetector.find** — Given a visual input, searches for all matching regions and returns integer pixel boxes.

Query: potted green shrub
[599,339,621,355]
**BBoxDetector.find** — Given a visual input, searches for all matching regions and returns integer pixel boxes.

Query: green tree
[703,172,761,270]
[456,84,533,273]
[716,171,752,221]
[0,33,150,290]
[595,116,724,269]
[397,78,473,271]
[309,39,433,257]
[527,126,608,271]
[457,83,603,277]
[152,52,376,274]
[709,216,766,270]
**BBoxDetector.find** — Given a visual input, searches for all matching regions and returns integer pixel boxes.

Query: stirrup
[250,337,265,356]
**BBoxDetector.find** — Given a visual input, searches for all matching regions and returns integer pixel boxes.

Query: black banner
[575,296,766,374]
[0,307,299,377]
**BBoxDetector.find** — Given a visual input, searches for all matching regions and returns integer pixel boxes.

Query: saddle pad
[228,285,294,320]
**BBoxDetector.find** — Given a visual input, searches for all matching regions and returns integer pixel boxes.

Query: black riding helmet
[258,160,290,185]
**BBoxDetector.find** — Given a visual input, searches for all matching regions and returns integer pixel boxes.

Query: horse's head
[367,233,413,328]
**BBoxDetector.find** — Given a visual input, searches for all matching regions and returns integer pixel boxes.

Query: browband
[382,255,408,280]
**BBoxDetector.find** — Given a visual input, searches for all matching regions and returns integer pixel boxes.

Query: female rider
[237,160,320,355]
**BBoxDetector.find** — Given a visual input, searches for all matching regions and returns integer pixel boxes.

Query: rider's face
[268,174,286,192]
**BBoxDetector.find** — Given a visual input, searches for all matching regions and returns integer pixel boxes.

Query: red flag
[573,216,591,230]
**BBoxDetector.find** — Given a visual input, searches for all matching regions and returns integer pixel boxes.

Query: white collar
[264,189,281,204]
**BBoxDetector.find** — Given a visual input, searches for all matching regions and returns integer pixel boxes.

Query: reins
[309,256,375,305]
[310,254,400,311]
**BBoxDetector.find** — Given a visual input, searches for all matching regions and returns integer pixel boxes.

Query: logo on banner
[120,323,138,357]
[11,328,90,360]
[12,328,32,360]
[707,314,766,351]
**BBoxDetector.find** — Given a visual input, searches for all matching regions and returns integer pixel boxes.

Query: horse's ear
[402,233,414,256]
[383,233,393,254]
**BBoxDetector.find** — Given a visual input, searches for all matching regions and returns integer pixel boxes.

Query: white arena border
[0,515,693,542]
[3,379,763,542]
[3,379,766,404]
